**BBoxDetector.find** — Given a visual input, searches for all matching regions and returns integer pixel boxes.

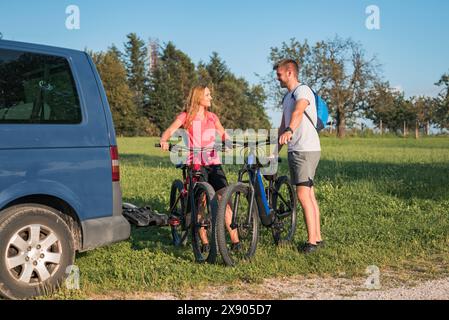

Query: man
[274,59,323,254]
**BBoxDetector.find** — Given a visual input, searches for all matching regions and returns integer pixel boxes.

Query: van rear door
[0,41,113,221]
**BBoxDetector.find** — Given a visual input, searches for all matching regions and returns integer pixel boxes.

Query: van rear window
[0,48,81,124]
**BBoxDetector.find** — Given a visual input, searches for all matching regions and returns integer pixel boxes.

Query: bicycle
[215,140,297,266]
[155,142,224,263]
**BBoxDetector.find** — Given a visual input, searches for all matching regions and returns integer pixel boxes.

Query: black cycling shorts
[201,165,228,192]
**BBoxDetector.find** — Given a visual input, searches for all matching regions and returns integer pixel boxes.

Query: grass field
[52,137,449,299]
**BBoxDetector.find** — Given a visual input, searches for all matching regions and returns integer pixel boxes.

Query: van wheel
[0,204,75,299]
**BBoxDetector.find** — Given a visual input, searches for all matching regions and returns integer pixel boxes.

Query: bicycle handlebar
[155,143,228,152]
[155,138,272,151]
[155,139,281,163]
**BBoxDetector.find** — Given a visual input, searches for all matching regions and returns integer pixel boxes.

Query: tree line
[90,33,270,136]
[91,33,449,138]
[266,36,449,138]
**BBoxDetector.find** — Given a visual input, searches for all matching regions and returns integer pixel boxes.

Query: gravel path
[245,276,449,300]
[91,274,449,300]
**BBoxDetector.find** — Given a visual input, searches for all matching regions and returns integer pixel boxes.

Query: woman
[159,85,240,251]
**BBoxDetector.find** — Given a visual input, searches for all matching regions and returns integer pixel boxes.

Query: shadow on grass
[317,160,449,200]
[122,151,449,200]
[121,193,195,261]
[74,152,449,272]
[128,226,195,262]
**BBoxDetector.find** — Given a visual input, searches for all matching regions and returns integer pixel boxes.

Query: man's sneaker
[230,242,242,252]
[299,242,318,254]
[201,243,210,254]
[316,240,326,248]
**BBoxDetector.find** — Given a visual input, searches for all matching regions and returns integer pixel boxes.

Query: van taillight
[110,146,120,182]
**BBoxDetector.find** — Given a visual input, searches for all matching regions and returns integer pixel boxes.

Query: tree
[366,81,440,137]
[412,96,437,137]
[109,43,123,61]
[147,42,197,132]
[124,33,149,110]
[206,52,229,85]
[434,71,449,130]
[365,82,399,133]
[365,82,416,135]
[202,53,270,130]
[91,48,149,136]
[147,45,270,134]
[197,61,213,86]
[267,36,381,137]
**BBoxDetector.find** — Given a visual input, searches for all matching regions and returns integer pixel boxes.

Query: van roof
[0,39,84,56]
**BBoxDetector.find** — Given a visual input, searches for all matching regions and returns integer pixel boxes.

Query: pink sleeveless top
[176,111,221,166]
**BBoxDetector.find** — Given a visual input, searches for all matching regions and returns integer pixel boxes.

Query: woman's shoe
[230,242,242,252]
[201,243,210,253]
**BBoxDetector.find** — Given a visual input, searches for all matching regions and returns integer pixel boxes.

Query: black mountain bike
[155,143,221,263]
[215,140,297,266]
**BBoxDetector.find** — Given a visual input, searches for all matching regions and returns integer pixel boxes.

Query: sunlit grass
[63,136,449,297]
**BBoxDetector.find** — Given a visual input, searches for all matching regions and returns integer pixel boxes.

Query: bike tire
[216,182,259,267]
[169,179,188,246]
[191,182,218,263]
[271,176,297,245]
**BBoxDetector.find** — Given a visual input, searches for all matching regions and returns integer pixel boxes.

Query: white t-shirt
[282,84,321,152]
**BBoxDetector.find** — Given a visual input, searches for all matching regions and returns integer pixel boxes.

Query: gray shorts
[288,151,321,187]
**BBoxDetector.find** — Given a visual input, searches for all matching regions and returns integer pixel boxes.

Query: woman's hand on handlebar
[160,140,170,151]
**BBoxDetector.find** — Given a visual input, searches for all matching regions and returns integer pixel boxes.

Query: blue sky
[1,0,448,125]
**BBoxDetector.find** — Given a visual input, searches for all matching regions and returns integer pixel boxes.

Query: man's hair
[273,59,299,76]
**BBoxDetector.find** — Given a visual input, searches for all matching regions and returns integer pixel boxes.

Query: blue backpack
[287,85,329,132]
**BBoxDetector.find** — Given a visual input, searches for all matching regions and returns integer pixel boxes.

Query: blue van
[0,40,131,299]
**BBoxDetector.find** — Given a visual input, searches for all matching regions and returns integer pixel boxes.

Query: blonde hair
[184,85,209,130]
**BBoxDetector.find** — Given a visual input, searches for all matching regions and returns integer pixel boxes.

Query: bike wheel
[191,182,218,263]
[216,183,259,266]
[169,180,188,246]
[271,176,297,245]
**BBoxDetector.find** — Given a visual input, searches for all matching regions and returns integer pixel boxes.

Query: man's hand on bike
[279,132,293,145]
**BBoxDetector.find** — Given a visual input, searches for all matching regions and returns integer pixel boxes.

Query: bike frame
[235,149,276,228]
[161,142,223,229]
[169,164,205,230]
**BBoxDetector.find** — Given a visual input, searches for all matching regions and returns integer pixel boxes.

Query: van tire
[0,204,75,299]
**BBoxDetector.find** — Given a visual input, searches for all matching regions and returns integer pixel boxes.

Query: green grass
[59,137,449,298]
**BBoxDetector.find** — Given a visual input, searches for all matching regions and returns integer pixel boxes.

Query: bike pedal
[230,223,239,230]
